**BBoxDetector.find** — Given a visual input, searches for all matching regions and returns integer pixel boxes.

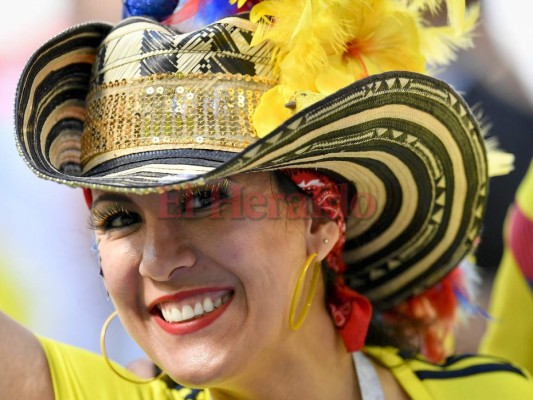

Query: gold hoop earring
[100,311,165,384]
[289,253,320,331]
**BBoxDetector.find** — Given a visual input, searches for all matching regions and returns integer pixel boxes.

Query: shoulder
[38,336,208,400]
[364,346,533,400]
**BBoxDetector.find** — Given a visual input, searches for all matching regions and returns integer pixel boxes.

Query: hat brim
[15,21,487,309]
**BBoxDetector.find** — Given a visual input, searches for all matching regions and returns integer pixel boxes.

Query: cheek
[98,239,142,303]
[219,219,302,301]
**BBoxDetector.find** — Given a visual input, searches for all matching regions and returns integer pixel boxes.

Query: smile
[158,291,232,323]
[151,288,234,335]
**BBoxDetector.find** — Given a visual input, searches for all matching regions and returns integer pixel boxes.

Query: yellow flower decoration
[249,0,480,137]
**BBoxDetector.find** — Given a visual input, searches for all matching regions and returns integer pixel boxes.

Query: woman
[4,0,532,398]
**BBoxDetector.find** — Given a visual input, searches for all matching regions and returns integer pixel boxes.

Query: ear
[305,216,340,262]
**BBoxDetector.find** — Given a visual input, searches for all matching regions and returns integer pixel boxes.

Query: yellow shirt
[38,337,533,399]
[39,337,207,400]
[364,346,533,399]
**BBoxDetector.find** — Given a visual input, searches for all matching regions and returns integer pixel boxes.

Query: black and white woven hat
[15,9,492,308]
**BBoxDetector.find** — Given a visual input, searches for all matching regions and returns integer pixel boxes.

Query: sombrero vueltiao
[15,4,497,309]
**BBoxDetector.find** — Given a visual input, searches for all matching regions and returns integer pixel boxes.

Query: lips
[150,288,234,335]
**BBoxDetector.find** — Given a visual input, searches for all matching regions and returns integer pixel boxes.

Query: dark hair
[272,170,419,353]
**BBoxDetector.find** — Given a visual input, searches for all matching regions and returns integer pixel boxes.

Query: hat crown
[81,15,277,175]
[89,15,274,86]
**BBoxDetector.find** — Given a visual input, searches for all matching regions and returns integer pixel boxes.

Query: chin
[158,344,243,388]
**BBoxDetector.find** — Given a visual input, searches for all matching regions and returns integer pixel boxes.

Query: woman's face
[91,172,333,386]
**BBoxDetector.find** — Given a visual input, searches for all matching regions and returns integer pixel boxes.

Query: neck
[208,302,361,400]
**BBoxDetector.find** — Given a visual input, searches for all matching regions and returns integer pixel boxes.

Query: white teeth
[194,302,204,316]
[161,307,183,323]
[161,308,171,321]
[159,292,233,323]
[181,305,195,320]
[203,297,214,312]
[171,308,183,322]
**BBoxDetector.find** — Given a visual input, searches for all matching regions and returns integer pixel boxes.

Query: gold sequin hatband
[82,72,274,174]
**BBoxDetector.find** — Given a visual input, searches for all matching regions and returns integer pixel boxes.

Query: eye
[183,189,222,211]
[180,183,230,214]
[89,203,141,231]
[105,211,140,229]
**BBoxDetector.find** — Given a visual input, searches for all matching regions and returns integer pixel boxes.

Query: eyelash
[180,182,230,212]
[88,181,231,231]
[88,203,136,231]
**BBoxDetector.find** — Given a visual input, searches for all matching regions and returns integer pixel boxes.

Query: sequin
[80,72,277,166]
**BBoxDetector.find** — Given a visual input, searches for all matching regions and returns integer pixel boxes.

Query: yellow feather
[445,0,465,29]
[420,2,479,67]
[247,0,480,137]
[487,150,515,177]
[408,0,443,14]
[291,0,313,42]
[483,136,515,177]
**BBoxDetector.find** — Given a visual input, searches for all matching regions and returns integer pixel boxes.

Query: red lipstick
[150,288,234,335]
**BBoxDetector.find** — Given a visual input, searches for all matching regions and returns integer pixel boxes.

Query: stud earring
[323,238,329,244]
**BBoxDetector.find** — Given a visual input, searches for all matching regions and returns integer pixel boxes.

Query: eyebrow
[91,193,135,209]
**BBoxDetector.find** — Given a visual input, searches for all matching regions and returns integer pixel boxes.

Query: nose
[138,221,196,281]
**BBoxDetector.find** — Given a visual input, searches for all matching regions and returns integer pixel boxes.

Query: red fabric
[328,278,372,352]
[162,0,258,26]
[83,188,93,208]
[162,0,202,25]
[508,204,533,284]
[281,169,372,352]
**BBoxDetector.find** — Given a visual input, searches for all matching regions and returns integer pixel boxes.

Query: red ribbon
[329,278,372,352]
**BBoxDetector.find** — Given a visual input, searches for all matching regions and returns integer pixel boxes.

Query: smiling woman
[91,172,346,393]
[3,0,533,399]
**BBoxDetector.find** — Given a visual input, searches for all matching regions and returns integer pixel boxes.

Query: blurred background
[0,0,143,365]
[0,0,532,363]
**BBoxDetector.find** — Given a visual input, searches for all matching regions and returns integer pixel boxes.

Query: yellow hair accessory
[249,0,480,137]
